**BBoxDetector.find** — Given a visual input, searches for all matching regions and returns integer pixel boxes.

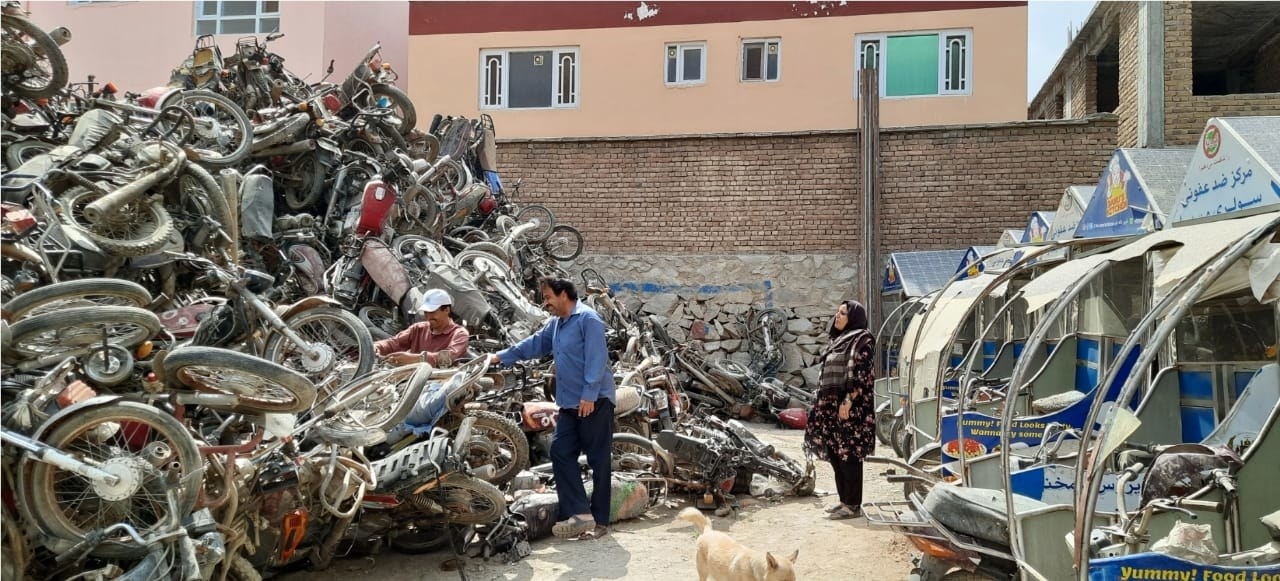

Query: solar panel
[887,249,970,298]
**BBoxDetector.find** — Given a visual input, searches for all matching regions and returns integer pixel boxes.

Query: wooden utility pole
[858,68,882,333]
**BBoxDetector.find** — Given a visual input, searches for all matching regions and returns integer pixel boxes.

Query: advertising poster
[1172,118,1280,224]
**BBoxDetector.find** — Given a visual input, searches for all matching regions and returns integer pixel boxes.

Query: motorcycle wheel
[615,414,650,440]
[391,234,453,266]
[610,432,669,474]
[162,346,317,413]
[21,401,201,559]
[710,359,752,381]
[3,138,53,169]
[1,15,68,99]
[2,509,27,581]
[890,416,910,459]
[6,306,159,362]
[173,163,234,256]
[223,554,261,581]
[371,84,417,136]
[876,409,895,446]
[543,225,583,262]
[437,411,530,487]
[281,151,326,211]
[513,204,554,242]
[264,306,374,390]
[3,278,151,321]
[310,364,429,436]
[387,523,464,555]
[430,473,506,525]
[157,89,253,169]
[59,187,175,258]
[356,305,398,340]
[455,248,513,280]
[458,241,509,265]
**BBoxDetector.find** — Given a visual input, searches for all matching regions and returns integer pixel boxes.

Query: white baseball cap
[420,289,452,313]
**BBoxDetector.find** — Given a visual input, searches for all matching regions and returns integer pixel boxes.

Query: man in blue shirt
[489,276,616,540]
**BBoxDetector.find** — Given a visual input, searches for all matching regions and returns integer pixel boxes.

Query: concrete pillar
[1136,0,1165,147]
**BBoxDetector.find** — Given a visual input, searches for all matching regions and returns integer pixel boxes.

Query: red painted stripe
[409,1,1025,36]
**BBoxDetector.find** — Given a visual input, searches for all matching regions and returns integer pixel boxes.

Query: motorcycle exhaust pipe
[219,169,240,260]
[251,138,317,158]
[83,145,184,223]
[48,27,72,46]
[250,113,310,152]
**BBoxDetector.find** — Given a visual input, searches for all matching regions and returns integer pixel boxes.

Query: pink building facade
[23,1,409,93]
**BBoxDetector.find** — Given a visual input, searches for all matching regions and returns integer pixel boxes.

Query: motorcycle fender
[876,400,892,415]
[360,242,410,303]
[277,296,342,321]
[29,395,126,442]
[907,442,942,467]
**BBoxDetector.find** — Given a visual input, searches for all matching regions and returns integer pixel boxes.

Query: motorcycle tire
[890,416,910,459]
[3,138,53,169]
[6,306,160,362]
[21,401,201,559]
[454,248,513,280]
[876,409,895,446]
[1,15,69,99]
[280,151,326,212]
[543,224,583,262]
[158,89,253,169]
[224,554,261,581]
[174,163,234,256]
[386,523,465,555]
[162,346,316,413]
[751,308,787,343]
[610,432,669,475]
[2,508,27,581]
[264,306,375,389]
[59,187,175,258]
[356,305,398,340]
[311,364,429,436]
[709,359,752,381]
[427,473,506,526]
[2,278,151,321]
[391,234,453,266]
[614,414,650,440]
[437,411,530,488]
[458,241,509,265]
[513,204,554,242]
[371,83,417,136]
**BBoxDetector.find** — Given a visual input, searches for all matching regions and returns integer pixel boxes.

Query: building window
[480,47,579,109]
[741,38,780,82]
[855,30,972,98]
[194,1,279,35]
[665,42,706,85]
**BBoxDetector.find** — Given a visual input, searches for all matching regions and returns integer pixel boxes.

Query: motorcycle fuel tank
[355,178,396,236]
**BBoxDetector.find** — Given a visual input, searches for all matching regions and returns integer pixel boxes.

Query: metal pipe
[83,144,183,222]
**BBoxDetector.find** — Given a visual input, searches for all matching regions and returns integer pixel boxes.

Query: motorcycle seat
[1031,390,1087,415]
[922,484,1049,547]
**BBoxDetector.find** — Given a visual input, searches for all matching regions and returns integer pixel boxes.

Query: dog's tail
[678,507,711,533]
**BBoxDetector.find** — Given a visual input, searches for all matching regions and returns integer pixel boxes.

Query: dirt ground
[287,423,914,581]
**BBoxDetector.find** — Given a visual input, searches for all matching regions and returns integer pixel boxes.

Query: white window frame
[479,47,580,110]
[854,29,973,99]
[664,41,707,86]
[740,37,781,83]
[194,1,280,36]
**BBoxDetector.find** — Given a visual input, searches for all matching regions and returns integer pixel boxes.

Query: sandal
[828,505,861,520]
[552,515,596,539]
[574,525,609,540]
[823,504,843,513]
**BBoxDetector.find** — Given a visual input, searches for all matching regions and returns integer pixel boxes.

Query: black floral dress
[803,330,877,462]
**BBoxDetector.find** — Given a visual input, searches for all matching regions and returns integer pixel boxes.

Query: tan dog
[678,507,799,581]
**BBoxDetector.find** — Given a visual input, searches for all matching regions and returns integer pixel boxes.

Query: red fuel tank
[356,178,396,236]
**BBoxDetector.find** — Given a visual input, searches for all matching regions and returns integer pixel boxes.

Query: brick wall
[1161,1,1280,146]
[1116,2,1140,147]
[1259,35,1280,94]
[496,115,1118,256]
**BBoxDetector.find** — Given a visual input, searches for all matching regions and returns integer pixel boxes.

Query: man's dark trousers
[550,399,615,525]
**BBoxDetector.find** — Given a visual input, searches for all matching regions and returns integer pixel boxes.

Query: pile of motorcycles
[1,6,817,580]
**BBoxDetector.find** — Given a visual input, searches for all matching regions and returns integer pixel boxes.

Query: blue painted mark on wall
[609,281,775,306]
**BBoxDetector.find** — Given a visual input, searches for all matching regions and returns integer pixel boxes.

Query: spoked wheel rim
[316,365,419,430]
[173,364,305,411]
[23,402,200,558]
[1,18,63,96]
[60,188,174,257]
[392,234,453,265]
[7,306,159,360]
[265,309,373,391]
[434,474,505,525]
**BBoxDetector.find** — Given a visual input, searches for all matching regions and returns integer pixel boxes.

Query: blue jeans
[551,399,614,525]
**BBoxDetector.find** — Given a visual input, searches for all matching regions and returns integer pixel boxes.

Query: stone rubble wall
[570,253,857,388]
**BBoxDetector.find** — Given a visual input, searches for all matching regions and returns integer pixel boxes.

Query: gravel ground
[285,423,913,580]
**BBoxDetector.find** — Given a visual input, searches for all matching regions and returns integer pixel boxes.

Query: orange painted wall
[407,5,1027,138]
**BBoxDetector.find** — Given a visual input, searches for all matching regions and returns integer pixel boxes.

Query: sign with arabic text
[1172,118,1280,224]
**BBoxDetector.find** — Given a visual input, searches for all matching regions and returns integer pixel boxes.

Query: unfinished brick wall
[496,115,1118,256]
[1259,36,1280,94]
[1115,1,1140,147]
[1161,1,1280,146]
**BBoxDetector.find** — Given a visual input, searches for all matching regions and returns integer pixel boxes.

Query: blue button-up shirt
[496,300,616,409]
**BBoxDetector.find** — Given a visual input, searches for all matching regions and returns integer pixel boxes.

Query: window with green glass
[855,30,971,98]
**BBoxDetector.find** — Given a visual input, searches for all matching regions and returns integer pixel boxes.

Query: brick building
[1029,1,1280,147]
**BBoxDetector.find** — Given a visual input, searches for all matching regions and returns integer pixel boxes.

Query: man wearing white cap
[374,288,470,367]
